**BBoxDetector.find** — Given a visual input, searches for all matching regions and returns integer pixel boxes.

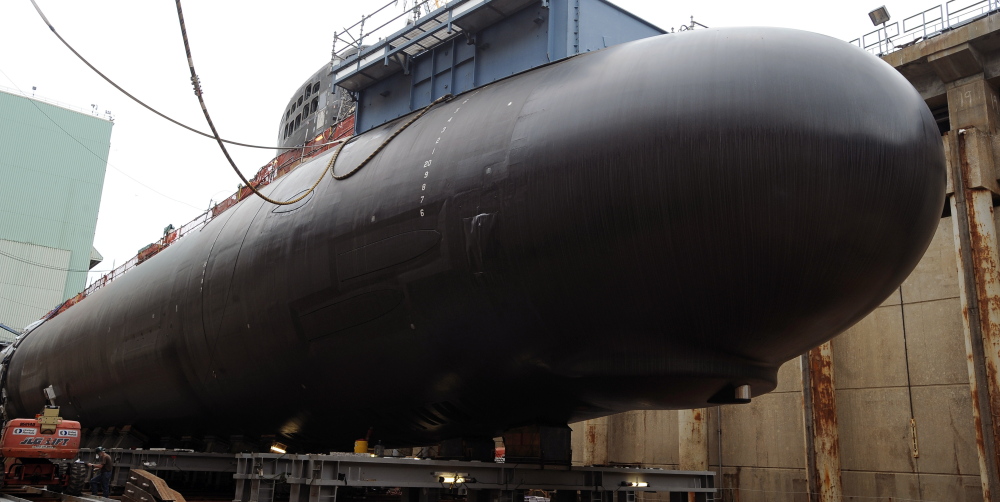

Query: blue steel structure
[331,0,663,133]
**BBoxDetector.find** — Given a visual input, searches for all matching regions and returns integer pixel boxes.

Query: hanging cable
[327,93,453,181]
[0,293,51,311]
[26,0,298,151]
[174,0,453,205]
[0,67,204,211]
[0,250,108,273]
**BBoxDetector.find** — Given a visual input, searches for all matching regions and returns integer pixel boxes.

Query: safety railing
[330,0,440,63]
[858,22,900,55]
[0,85,111,120]
[331,0,489,92]
[35,115,357,326]
[849,0,999,55]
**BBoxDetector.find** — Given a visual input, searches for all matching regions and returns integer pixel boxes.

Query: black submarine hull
[5,28,944,448]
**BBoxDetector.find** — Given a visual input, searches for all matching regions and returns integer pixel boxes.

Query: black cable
[173,0,453,205]
[0,293,50,311]
[27,0,296,151]
[0,250,108,273]
[173,0,305,206]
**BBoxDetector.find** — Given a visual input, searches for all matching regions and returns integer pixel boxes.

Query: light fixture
[620,481,648,488]
[434,472,474,484]
[868,6,890,25]
[43,385,57,406]
[270,442,287,454]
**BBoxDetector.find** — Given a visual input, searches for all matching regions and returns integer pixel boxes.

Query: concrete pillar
[801,342,843,502]
[947,79,1000,134]
[677,409,708,470]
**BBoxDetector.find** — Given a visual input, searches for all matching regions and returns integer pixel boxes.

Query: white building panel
[0,239,70,339]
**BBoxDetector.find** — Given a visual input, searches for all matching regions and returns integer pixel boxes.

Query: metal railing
[34,115,356,326]
[329,0,495,92]
[0,85,110,121]
[330,0,439,63]
[849,0,999,55]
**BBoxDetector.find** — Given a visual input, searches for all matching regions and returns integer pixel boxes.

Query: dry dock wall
[571,11,1000,502]
[570,219,982,501]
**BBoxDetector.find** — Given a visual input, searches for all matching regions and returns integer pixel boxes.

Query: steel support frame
[800,342,843,502]
[84,448,239,488]
[948,125,1000,502]
[0,487,115,502]
[232,453,715,502]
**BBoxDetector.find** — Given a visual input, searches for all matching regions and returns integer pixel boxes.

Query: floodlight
[869,6,890,25]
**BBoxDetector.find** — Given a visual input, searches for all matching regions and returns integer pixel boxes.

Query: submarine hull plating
[5,28,945,448]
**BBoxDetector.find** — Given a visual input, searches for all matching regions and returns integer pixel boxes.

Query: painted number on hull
[419,98,470,218]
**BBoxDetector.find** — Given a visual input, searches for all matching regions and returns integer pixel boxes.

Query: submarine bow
[3,27,945,448]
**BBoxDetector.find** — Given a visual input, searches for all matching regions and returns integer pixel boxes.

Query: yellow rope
[328,93,454,180]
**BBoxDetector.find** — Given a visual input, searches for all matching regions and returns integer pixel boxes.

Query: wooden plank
[127,470,185,502]
[123,482,154,502]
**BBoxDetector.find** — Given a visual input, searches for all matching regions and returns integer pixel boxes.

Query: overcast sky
[1,0,928,297]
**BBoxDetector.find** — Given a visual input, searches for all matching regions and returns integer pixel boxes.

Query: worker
[88,446,113,497]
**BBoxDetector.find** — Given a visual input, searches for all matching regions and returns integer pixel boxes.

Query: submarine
[0,21,944,449]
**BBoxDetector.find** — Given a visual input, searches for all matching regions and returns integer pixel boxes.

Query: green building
[0,89,112,340]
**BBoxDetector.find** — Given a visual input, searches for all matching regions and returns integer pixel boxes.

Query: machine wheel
[65,462,87,496]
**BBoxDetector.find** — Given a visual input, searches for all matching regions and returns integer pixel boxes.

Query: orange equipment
[0,406,87,493]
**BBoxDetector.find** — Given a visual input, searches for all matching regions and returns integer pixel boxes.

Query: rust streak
[971,383,987,464]
[806,342,842,502]
[955,127,1000,501]
[959,129,1000,473]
